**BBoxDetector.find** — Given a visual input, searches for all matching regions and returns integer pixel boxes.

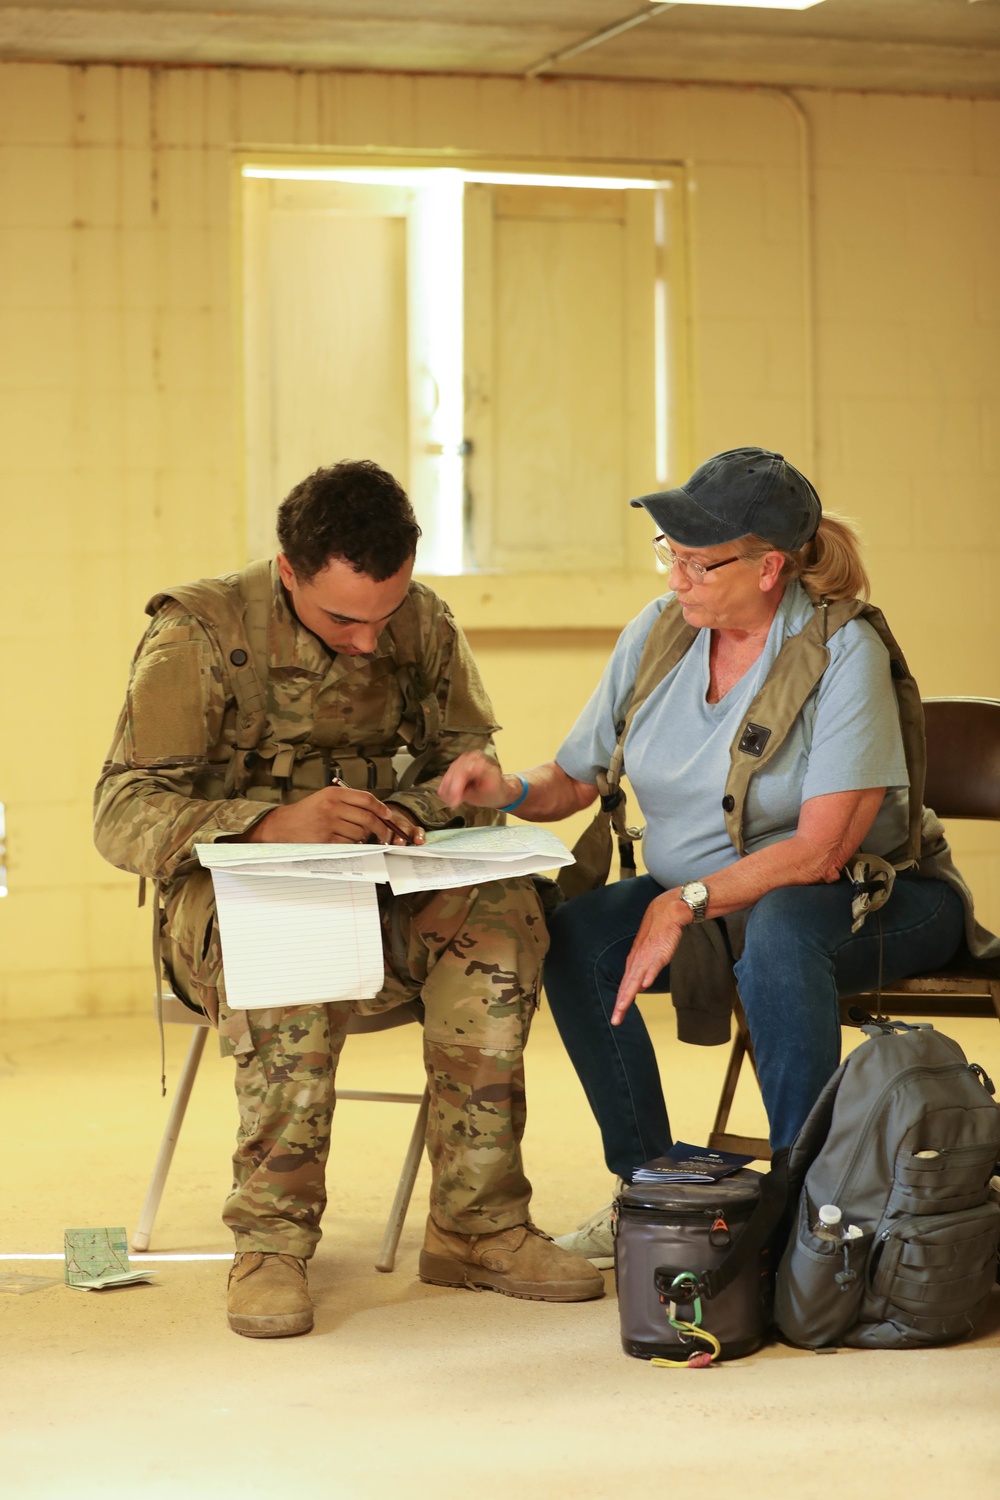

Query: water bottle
[813,1204,864,1291]
[812,1204,844,1242]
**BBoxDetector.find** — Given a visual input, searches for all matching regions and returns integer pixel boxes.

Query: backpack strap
[719,603,837,858]
[614,599,698,791]
[557,600,696,901]
[721,597,924,864]
[852,601,925,867]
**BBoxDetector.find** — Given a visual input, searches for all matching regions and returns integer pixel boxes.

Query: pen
[329,776,413,844]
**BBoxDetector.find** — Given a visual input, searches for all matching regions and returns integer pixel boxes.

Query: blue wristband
[498,774,530,813]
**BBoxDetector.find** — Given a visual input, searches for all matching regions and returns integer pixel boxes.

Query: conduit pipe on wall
[524,3,677,79]
[761,87,817,478]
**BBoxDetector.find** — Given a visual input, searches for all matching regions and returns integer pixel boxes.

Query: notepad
[209,868,385,1010]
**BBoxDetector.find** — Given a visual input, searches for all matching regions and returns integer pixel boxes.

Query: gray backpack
[775,1021,1000,1350]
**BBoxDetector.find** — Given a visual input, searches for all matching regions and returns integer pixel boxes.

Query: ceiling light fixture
[656,2,825,8]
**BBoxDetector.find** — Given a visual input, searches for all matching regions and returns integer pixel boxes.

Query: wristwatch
[679,880,710,922]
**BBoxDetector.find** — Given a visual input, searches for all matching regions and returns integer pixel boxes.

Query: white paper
[197,840,377,866]
[209,868,384,1010]
[416,826,573,861]
[195,825,572,881]
[197,825,573,1013]
[386,851,568,895]
[207,851,389,882]
[384,826,572,892]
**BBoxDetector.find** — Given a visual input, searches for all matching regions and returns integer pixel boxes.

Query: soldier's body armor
[147,557,445,811]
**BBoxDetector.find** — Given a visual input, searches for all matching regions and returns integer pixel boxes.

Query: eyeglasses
[652,535,742,581]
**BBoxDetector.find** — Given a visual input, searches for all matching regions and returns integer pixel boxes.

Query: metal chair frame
[131,993,429,1272]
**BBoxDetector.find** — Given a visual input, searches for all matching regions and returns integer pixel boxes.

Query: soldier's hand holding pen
[240,781,424,846]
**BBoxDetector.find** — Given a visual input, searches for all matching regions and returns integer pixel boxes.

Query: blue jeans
[544,873,965,1173]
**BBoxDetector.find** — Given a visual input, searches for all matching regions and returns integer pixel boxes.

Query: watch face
[682,881,709,916]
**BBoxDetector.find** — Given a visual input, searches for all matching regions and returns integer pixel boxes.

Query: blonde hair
[738,512,869,602]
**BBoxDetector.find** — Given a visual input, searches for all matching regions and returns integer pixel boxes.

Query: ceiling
[2,1,1000,97]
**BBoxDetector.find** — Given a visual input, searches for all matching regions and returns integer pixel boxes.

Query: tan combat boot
[226,1251,313,1337]
[419,1217,605,1302]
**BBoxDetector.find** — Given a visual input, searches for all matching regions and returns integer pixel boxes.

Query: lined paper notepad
[210,868,384,1010]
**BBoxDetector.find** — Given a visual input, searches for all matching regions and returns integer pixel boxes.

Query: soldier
[94,459,603,1336]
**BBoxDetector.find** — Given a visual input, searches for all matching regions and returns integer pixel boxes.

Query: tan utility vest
[557,593,926,902]
[146,558,443,807]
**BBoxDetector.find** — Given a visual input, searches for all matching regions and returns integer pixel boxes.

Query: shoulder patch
[128,640,208,763]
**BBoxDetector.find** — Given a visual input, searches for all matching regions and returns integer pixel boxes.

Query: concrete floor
[2,1004,999,1500]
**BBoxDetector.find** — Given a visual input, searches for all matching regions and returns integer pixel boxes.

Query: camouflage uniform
[94,561,548,1256]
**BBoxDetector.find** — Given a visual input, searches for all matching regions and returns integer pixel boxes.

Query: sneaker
[419,1217,605,1302]
[226,1251,313,1338]
[553,1202,617,1269]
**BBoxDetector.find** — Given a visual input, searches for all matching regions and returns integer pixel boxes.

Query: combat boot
[226,1251,313,1337]
[419,1217,605,1302]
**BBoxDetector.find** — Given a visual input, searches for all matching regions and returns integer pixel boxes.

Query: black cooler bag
[615,1169,774,1361]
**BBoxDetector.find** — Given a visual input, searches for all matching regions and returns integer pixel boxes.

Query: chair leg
[707,1028,748,1150]
[374,1085,431,1274]
[131,1026,209,1253]
[707,1009,771,1160]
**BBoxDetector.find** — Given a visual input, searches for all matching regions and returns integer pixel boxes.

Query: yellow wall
[1,63,998,1019]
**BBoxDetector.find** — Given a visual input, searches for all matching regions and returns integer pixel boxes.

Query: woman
[439,447,972,1264]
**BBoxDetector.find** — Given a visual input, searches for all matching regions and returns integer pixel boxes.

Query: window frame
[236,148,693,631]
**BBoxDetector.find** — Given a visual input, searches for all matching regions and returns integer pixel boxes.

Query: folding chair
[708,697,1000,1161]
[131,993,430,1272]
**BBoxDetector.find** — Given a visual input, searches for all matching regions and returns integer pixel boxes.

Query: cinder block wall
[0,63,997,1019]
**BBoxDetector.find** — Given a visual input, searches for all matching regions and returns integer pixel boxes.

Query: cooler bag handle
[695,1148,791,1301]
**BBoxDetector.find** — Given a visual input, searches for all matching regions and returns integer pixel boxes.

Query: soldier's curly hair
[277,460,422,582]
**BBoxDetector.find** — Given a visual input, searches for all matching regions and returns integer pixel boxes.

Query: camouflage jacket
[94,559,500,896]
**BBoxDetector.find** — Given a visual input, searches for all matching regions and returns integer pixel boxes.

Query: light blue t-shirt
[556,580,910,890]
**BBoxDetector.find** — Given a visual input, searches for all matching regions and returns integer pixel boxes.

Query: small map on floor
[63,1227,157,1290]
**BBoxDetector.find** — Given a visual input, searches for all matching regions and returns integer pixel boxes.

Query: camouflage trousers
[164,868,548,1257]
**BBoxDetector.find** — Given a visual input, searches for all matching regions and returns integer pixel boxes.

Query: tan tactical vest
[557,593,926,902]
[146,558,443,807]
